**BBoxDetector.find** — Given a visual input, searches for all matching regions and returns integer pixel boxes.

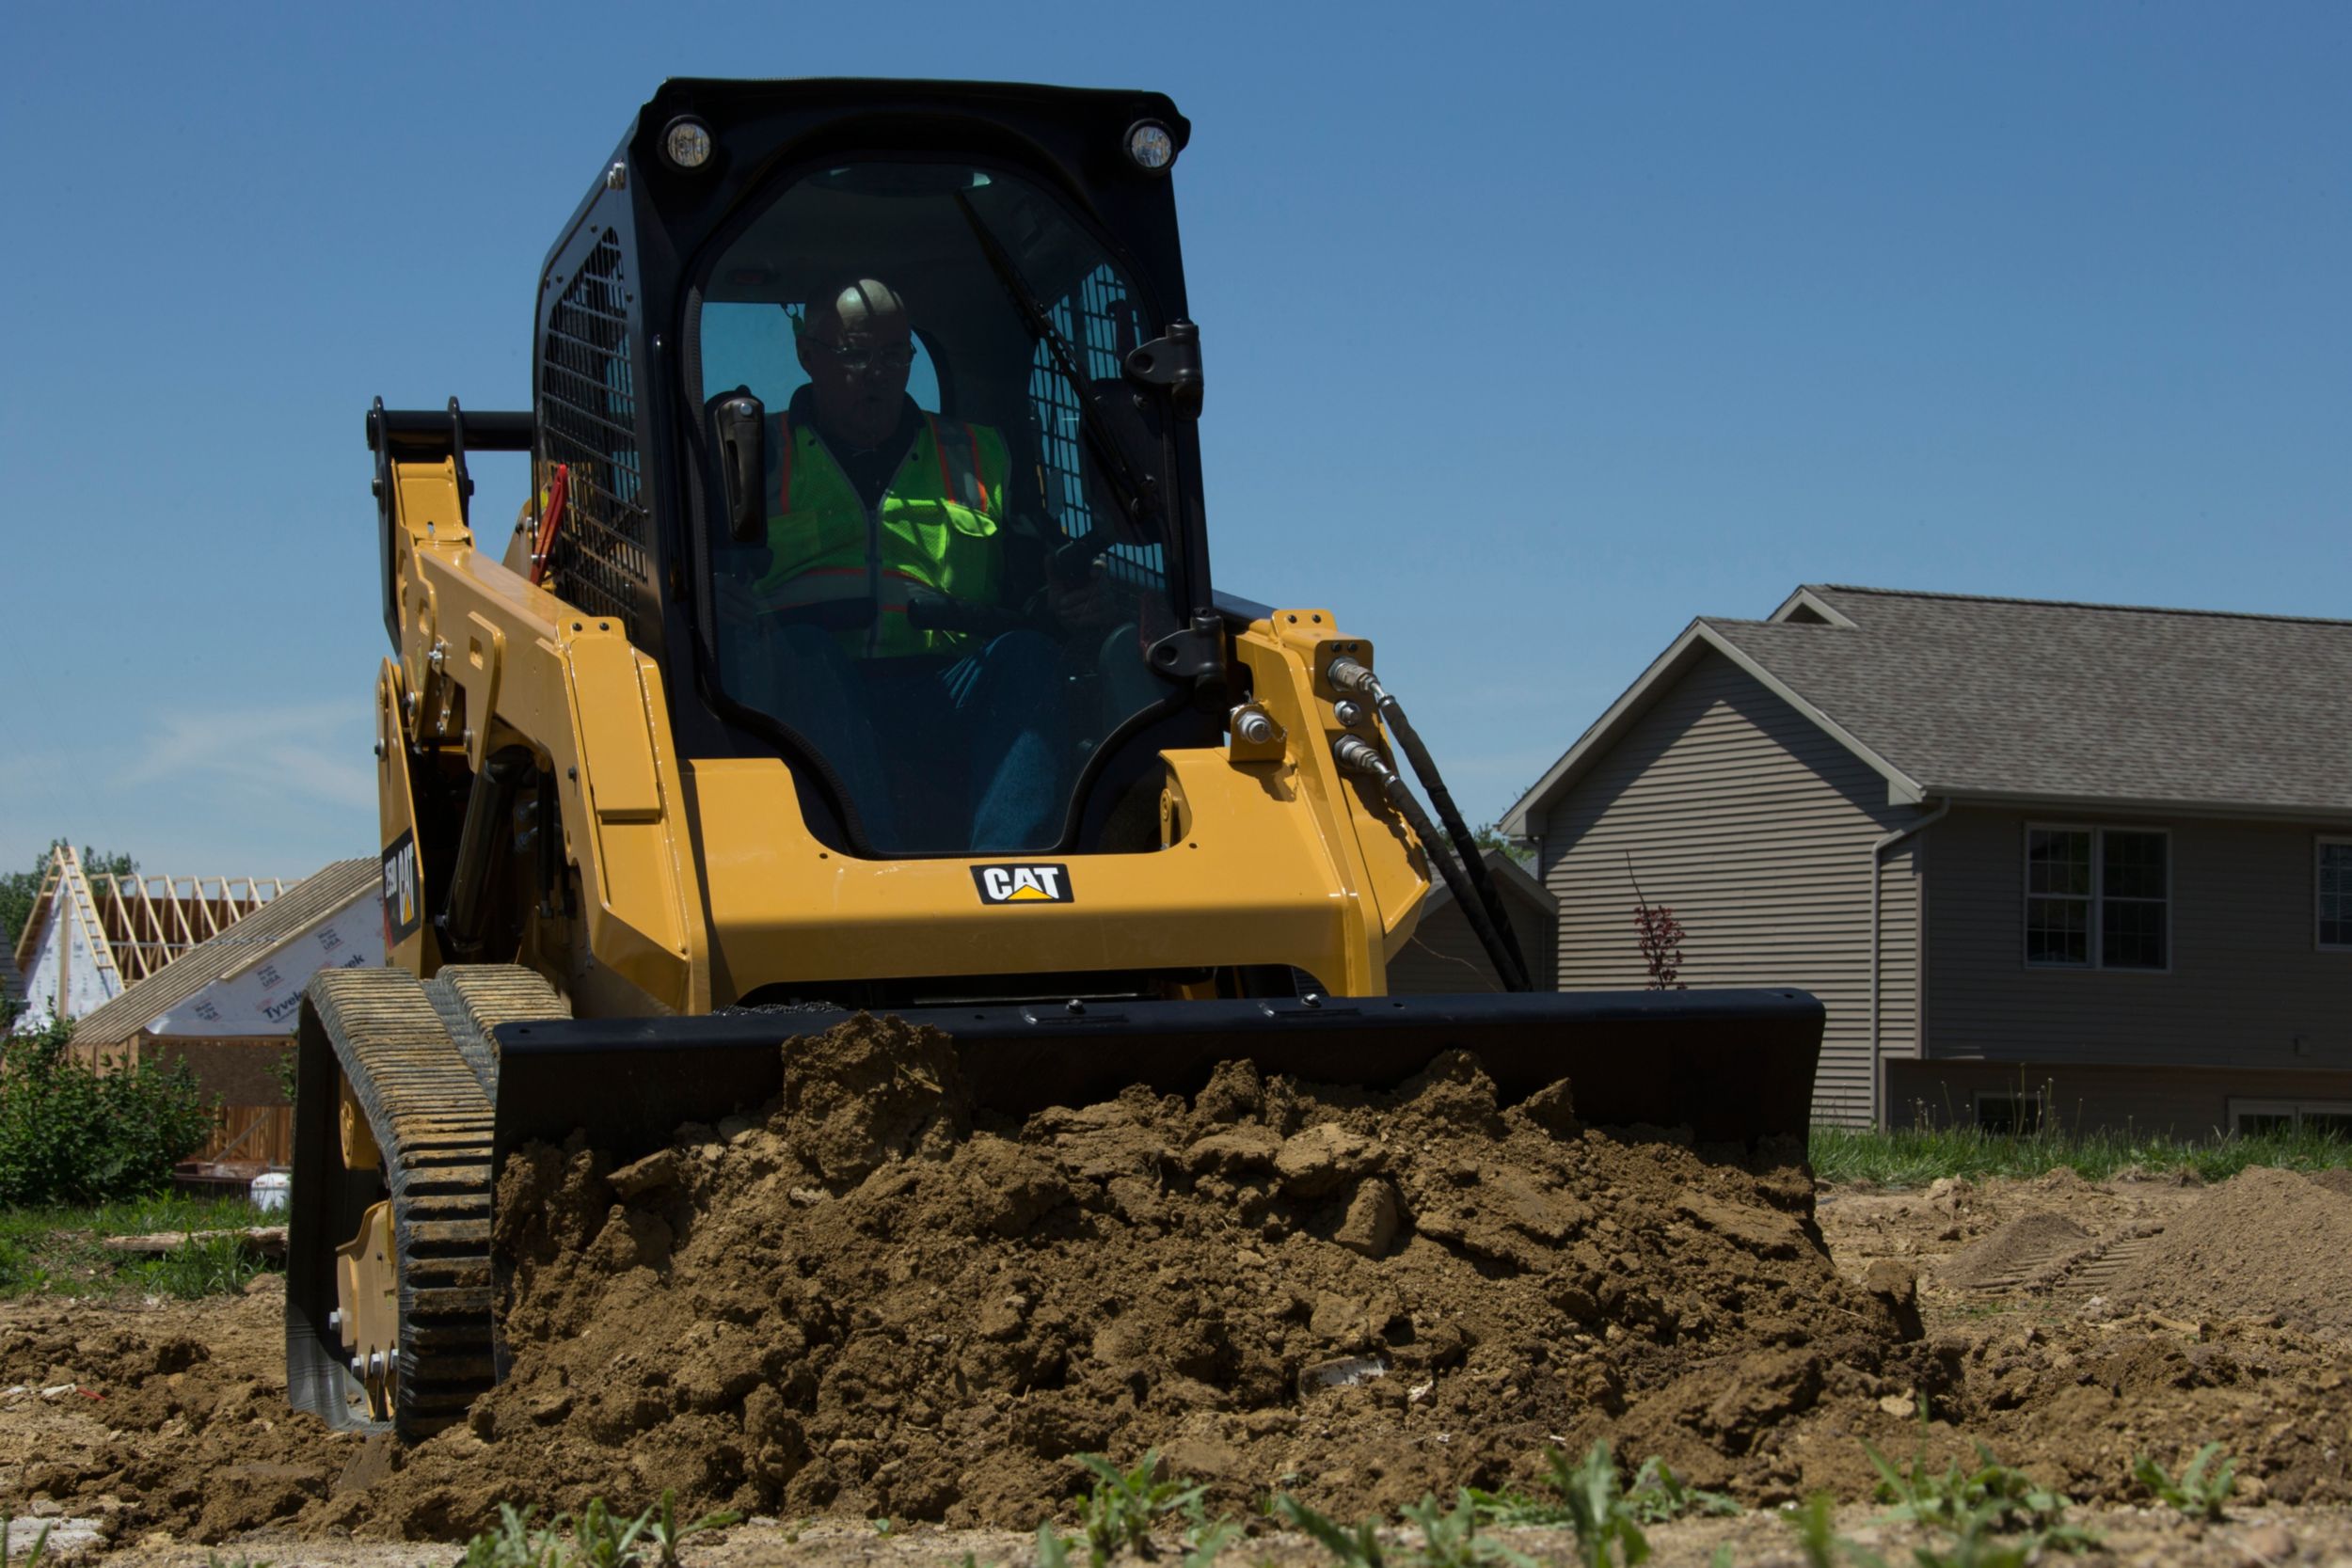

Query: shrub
[0,1017,216,1207]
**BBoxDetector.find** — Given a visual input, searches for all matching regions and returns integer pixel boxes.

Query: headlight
[1124,120,1176,174]
[662,118,713,171]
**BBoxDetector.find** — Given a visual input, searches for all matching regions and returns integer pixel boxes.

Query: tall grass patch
[1812,1122,2352,1186]
[0,1193,278,1298]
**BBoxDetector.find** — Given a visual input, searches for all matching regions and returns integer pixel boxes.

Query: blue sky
[3,3,2345,880]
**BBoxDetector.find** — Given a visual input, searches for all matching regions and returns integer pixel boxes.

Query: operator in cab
[737,277,1104,855]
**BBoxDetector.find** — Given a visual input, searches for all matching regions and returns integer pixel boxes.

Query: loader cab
[531,80,1221,859]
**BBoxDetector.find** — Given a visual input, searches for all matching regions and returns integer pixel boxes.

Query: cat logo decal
[971,863,1073,905]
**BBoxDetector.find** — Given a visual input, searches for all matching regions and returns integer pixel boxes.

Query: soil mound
[1935,1211,2094,1291]
[2306,1167,2352,1199]
[2107,1166,2352,1339]
[0,1280,356,1545]
[324,1014,1905,1536]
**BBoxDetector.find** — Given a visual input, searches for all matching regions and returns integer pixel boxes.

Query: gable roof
[1420,848,1559,920]
[9,847,124,1027]
[71,860,378,1046]
[1506,584,2352,833]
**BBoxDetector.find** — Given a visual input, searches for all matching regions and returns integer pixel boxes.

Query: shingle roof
[1420,848,1559,918]
[1508,584,2352,832]
[71,859,378,1046]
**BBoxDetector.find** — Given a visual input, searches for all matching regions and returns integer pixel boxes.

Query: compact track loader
[288,78,1824,1437]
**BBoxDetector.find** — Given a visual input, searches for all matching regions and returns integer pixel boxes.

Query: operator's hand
[1048,559,1119,633]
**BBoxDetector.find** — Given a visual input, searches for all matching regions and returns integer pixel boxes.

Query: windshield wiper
[952,193,1158,574]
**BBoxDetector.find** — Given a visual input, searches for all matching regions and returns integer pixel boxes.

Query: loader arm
[371,406,709,1014]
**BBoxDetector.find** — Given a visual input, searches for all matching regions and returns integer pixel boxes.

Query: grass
[1809,1121,2352,1186]
[2133,1444,2237,1522]
[0,1193,280,1299]
[453,1492,738,1568]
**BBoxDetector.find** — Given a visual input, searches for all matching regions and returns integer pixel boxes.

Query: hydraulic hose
[1333,735,1532,992]
[1327,658,1534,990]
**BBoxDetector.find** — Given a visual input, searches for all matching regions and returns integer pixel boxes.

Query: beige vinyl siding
[1534,650,1929,1127]
[1924,809,2352,1070]
[1878,840,1920,1061]
[1388,891,1558,995]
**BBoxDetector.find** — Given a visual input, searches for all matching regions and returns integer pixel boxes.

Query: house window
[2231,1100,2352,1137]
[2025,825,2168,971]
[2321,838,2352,951]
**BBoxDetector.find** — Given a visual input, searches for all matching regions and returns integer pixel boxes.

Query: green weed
[1268,1495,1388,1568]
[1076,1450,1211,1564]
[453,1492,737,1568]
[2133,1443,2236,1521]
[1864,1438,2096,1560]
[1541,1442,1650,1568]
[3,1513,54,1568]
[1468,1452,1732,1533]
[135,1230,263,1299]
[1179,1494,1243,1568]
[1783,1494,1882,1568]
[1396,1491,1536,1568]
[1624,1458,1739,1525]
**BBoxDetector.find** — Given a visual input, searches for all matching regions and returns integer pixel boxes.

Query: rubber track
[308,968,500,1438]
[425,963,572,1099]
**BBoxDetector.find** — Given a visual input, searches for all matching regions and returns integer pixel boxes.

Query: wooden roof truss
[12,846,284,1003]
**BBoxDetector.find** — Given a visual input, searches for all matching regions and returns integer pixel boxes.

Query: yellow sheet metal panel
[374,659,435,976]
[565,636,663,823]
[682,754,1359,999]
[1242,614,1431,963]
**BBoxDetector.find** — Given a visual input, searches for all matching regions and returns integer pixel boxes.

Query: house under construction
[8,845,283,1031]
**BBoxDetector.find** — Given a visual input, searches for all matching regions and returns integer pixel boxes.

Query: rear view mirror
[715,390,766,543]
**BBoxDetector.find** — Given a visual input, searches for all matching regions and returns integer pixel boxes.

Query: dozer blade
[490,988,1821,1165]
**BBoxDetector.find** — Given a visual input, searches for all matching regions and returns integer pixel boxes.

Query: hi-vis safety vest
[753,411,1015,657]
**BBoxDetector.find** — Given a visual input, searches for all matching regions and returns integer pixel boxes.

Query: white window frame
[2229,1098,2352,1135]
[2022,822,2172,973]
[2319,835,2352,953]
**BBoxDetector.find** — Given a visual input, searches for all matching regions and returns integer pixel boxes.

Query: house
[65,859,380,1164]
[1502,585,2352,1133]
[1385,848,1558,994]
[9,846,285,1030]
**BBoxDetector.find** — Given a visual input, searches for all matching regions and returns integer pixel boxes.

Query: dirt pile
[0,1280,358,1545]
[322,1013,1915,1536]
[1933,1210,2094,1291]
[2107,1165,2352,1338]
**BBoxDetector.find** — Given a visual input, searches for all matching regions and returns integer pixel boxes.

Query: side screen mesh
[541,230,650,639]
[1028,265,1168,595]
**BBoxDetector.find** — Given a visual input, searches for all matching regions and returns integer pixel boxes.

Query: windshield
[695,161,1188,857]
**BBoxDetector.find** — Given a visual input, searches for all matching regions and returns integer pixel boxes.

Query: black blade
[490,988,1822,1164]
